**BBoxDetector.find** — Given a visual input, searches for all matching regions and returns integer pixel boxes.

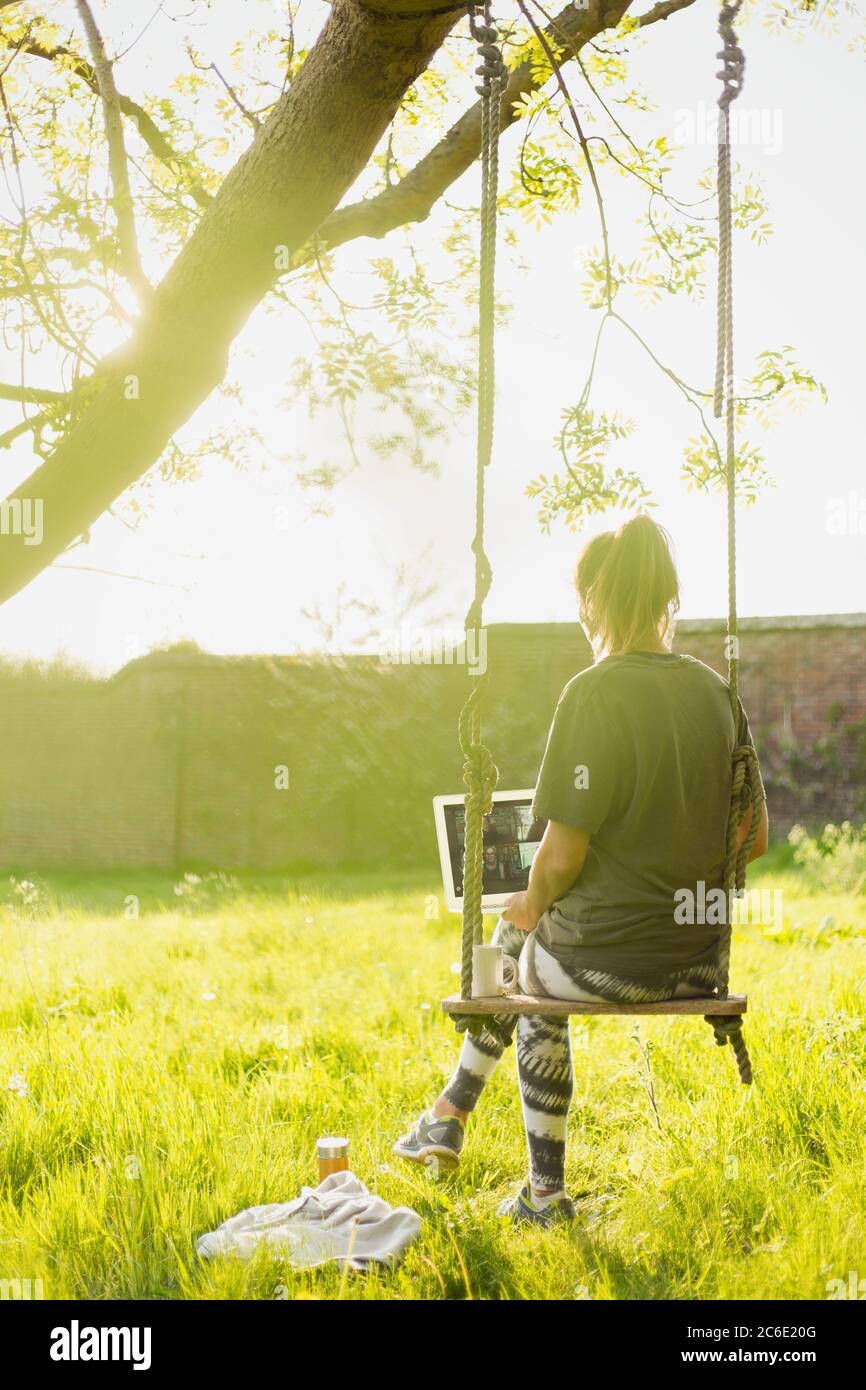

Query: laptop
[433,789,547,913]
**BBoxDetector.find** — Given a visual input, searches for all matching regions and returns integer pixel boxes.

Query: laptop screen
[435,792,547,909]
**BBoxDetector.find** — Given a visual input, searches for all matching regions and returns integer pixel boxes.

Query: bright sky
[1,0,863,672]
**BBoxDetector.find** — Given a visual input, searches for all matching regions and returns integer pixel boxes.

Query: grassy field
[0,851,864,1301]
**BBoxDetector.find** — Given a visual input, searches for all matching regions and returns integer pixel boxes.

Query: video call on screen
[445,801,547,897]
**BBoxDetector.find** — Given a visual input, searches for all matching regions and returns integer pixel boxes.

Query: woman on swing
[395,513,769,1225]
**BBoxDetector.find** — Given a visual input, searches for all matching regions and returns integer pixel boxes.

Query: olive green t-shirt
[531,652,762,981]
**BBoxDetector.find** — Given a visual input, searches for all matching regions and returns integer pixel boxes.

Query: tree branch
[0,0,466,601]
[0,0,700,604]
[3,34,212,210]
[203,57,263,131]
[636,0,700,26]
[314,0,698,258]
[314,0,634,255]
[0,414,43,450]
[74,0,151,300]
[0,382,69,405]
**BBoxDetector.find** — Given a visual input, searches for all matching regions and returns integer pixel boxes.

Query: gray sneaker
[497,1182,577,1228]
[393,1112,464,1168]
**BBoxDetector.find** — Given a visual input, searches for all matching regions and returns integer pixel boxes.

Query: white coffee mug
[472,944,504,999]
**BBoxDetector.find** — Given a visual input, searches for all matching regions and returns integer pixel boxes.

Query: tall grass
[0,862,864,1301]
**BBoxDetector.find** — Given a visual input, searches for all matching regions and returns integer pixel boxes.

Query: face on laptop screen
[443,799,547,900]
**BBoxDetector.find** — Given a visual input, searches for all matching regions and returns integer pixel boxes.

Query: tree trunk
[0,0,464,603]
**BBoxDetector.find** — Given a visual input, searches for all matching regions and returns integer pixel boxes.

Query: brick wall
[1,614,863,871]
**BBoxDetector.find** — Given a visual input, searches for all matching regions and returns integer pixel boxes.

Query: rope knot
[711,725,762,1086]
[725,742,763,896]
[705,1014,743,1044]
[462,740,497,807]
[469,7,507,96]
[457,677,499,1007]
[705,1013,752,1085]
[717,2,746,111]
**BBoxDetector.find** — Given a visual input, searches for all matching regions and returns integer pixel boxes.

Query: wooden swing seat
[442,992,747,1018]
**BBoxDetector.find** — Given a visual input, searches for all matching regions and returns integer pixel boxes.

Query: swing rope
[454,3,506,1045]
[706,0,763,1086]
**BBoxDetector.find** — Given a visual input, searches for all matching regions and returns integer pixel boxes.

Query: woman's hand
[502,824,588,935]
[502,891,538,934]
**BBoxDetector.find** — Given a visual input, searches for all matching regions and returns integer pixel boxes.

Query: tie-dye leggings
[443,919,714,1190]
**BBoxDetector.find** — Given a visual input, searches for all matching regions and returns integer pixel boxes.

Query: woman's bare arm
[502,821,590,933]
